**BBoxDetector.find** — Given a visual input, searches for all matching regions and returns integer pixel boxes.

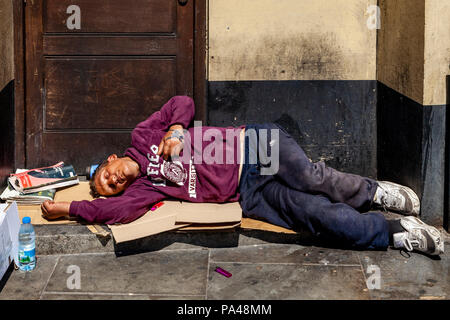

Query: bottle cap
[22,216,31,224]
[85,164,100,180]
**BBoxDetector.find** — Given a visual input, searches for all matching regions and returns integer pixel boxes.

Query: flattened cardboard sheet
[109,200,242,242]
[14,181,296,242]
[152,200,242,224]
[241,218,295,234]
[17,182,94,225]
[178,222,241,232]
[108,209,189,243]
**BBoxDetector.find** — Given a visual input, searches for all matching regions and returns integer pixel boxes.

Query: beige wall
[208,0,377,81]
[424,0,450,106]
[0,0,14,91]
[377,0,425,104]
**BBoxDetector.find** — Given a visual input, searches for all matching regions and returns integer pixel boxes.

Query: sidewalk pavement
[0,214,449,300]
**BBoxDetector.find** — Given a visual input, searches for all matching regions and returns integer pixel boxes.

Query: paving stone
[34,225,114,255]
[357,248,450,300]
[40,293,204,300]
[44,250,209,296]
[210,244,360,265]
[0,255,59,300]
[207,263,369,300]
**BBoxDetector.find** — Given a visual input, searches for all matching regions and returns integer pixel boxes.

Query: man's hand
[41,200,71,220]
[158,124,185,160]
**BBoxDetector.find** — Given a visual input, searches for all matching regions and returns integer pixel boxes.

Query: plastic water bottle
[18,217,36,271]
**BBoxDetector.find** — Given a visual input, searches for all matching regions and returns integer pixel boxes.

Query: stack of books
[1,162,79,205]
[0,186,56,205]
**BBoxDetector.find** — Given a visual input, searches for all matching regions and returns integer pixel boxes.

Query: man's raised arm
[135,96,195,131]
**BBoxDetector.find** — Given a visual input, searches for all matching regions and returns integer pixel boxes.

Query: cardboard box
[15,181,295,243]
[178,222,241,232]
[0,202,20,280]
[108,207,188,243]
[173,201,242,224]
[109,200,242,243]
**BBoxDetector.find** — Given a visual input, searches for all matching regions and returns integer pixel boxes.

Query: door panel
[44,0,176,33]
[44,57,176,129]
[25,0,194,172]
[41,133,133,167]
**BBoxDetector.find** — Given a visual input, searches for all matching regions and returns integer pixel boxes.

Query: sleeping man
[41,96,444,256]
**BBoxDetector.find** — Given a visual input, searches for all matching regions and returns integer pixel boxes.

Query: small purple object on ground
[215,266,232,278]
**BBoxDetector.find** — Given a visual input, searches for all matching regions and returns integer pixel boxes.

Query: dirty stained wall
[377,0,425,105]
[377,0,450,226]
[0,0,14,90]
[209,0,377,81]
[207,0,378,178]
[424,0,450,106]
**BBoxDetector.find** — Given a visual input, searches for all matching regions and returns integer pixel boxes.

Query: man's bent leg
[257,180,389,250]
[268,123,378,211]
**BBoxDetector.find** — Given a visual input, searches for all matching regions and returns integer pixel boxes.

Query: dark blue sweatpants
[238,123,389,250]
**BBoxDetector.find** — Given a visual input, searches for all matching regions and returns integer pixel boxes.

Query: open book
[8,162,79,194]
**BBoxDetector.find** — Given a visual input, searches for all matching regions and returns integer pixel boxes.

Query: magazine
[0,183,56,205]
[8,162,79,194]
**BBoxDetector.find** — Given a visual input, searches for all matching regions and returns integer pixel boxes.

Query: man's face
[94,154,136,196]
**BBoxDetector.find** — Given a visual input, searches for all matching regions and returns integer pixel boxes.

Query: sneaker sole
[378,181,420,216]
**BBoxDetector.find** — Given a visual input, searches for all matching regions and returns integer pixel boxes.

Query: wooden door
[25,0,194,173]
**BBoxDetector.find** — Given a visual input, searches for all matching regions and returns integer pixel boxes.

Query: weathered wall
[207,0,378,178]
[424,0,450,106]
[377,0,449,226]
[0,0,14,90]
[377,0,425,104]
[209,0,377,81]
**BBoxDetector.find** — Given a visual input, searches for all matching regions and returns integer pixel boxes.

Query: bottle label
[19,247,35,265]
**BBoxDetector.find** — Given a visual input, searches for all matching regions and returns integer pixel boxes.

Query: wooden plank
[176,0,194,97]
[13,0,25,169]
[25,0,45,167]
[43,35,177,55]
[194,0,207,122]
[40,132,132,174]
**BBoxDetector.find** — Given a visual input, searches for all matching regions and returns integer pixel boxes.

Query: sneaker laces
[379,187,404,211]
[379,186,406,211]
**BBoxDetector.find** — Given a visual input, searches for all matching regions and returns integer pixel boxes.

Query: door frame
[13,0,207,169]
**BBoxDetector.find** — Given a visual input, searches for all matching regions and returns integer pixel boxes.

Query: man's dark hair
[89,160,109,198]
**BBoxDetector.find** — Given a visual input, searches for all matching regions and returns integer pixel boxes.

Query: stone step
[34,224,313,256]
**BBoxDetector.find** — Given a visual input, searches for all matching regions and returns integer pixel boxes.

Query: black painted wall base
[0,80,15,188]
[208,80,377,178]
[207,80,447,227]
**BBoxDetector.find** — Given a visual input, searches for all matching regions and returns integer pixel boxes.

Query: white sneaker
[373,181,420,216]
[393,216,444,256]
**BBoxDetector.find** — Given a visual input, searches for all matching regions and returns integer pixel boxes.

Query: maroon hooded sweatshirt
[69,96,244,224]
